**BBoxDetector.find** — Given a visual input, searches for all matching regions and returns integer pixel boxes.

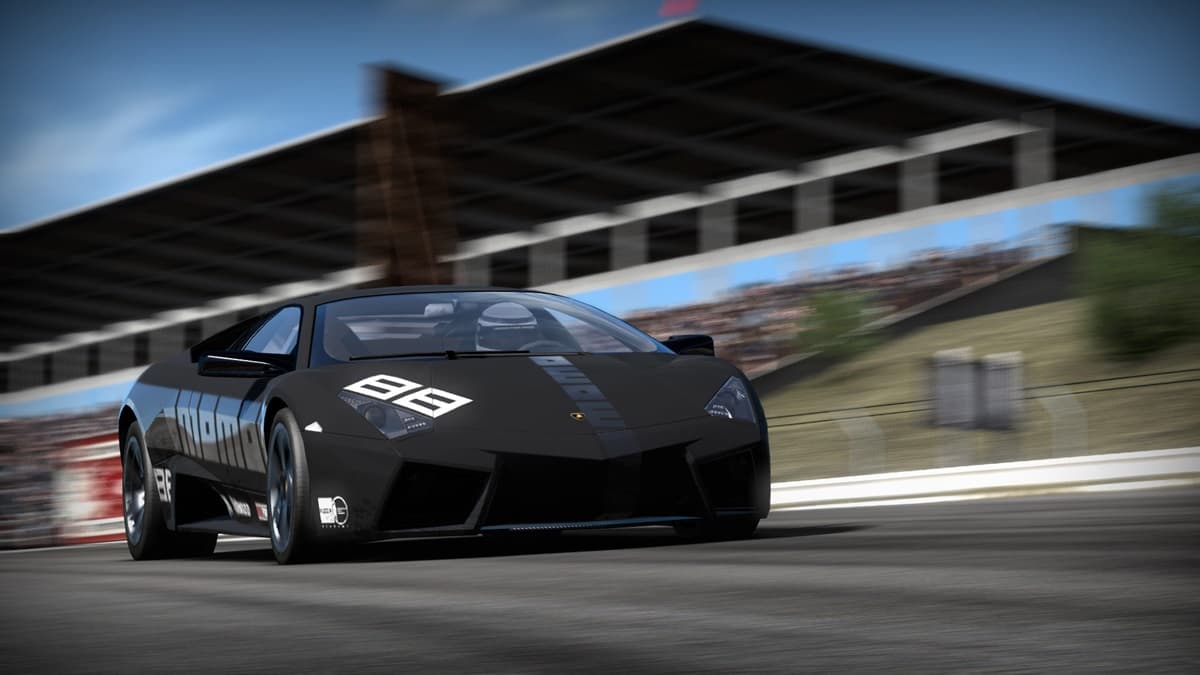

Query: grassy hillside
[761,298,1200,481]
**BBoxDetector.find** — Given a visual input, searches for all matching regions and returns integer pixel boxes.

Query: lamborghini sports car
[119,287,770,563]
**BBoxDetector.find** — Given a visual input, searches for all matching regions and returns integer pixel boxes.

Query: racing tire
[673,516,759,541]
[267,408,318,564]
[122,422,218,560]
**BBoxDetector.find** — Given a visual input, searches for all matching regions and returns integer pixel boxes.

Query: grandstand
[2,17,1198,408]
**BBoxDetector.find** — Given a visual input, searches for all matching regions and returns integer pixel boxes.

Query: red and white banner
[54,435,124,545]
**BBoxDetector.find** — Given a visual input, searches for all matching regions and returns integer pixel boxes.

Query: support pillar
[357,67,458,286]
[795,178,831,232]
[610,220,647,270]
[901,154,938,211]
[1016,109,1054,188]
[529,239,565,286]
[699,200,736,252]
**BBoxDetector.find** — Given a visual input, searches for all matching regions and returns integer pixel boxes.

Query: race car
[119,287,770,563]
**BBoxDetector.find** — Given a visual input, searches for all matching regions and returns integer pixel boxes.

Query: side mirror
[662,334,715,356]
[198,351,288,378]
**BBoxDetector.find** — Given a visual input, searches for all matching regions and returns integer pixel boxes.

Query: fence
[766,368,1200,479]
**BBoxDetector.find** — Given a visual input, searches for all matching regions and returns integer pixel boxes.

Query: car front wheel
[267,408,317,564]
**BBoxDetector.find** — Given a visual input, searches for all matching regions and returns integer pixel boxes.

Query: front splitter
[480,515,699,532]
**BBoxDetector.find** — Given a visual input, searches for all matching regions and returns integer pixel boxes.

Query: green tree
[1083,185,1200,358]
[1151,184,1200,237]
[798,290,878,359]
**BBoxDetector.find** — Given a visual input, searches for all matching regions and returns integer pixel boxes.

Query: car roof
[275,285,553,312]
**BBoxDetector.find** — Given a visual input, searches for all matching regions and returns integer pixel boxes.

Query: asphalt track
[3,488,1198,673]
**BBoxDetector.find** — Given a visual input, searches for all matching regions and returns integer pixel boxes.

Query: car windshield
[311,291,668,366]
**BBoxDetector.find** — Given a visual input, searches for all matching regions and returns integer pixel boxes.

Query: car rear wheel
[267,408,317,564]
[122,422,217,560]
[674,516,759,541]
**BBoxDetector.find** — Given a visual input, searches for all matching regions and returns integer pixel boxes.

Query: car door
[187,306,302,491]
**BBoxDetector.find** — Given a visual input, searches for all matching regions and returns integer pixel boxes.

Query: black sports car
[119,287,770,563]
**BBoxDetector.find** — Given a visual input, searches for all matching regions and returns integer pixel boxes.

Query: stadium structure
[2,17,1198,408]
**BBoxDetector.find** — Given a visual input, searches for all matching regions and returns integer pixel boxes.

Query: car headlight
[337,391,433,439]
[704,376,757,423]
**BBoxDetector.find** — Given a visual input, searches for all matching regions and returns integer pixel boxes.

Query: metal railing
[765,368,1200,474]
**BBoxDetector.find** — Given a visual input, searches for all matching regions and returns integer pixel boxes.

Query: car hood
[305,352,742,435]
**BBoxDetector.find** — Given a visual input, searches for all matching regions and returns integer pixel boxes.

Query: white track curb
[770,447,1200,509]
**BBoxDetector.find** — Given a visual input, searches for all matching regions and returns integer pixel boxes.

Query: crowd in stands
[626,244,1031,376]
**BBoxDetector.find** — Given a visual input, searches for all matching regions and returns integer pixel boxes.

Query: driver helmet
[476,302,539,351]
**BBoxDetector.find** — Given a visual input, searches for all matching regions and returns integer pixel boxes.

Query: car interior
[315,296,589,364]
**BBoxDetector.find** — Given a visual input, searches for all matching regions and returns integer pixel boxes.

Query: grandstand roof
[3,18,1197,354]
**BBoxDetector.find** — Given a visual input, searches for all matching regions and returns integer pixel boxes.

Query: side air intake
[378,462,489,531]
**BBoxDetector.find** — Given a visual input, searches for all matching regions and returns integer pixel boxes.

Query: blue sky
[1,0,1198,230]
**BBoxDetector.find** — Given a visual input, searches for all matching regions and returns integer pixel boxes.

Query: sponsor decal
[529,356,639,457]
[218,493,253,519]
[153,468,173,503]
[230,499,251,518]
[318,498,334,524]
[255,502,269,522]
[172,393,266,472]
[317,496,349,527]
[334,496,349,526]
[344,374,473,419]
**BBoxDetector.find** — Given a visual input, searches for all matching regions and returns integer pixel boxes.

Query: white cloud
[0,90,256,227]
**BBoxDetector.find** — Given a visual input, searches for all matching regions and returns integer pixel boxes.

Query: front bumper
[300,415,769,542]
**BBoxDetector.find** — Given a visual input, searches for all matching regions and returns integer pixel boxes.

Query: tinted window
[242,307,301,355]
[312,291,666,366]
[545,309,632,353]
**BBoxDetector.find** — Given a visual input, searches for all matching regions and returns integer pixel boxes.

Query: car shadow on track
[207,523,868,564]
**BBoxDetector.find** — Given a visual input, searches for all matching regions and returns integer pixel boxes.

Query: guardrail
[771,447,1200,510]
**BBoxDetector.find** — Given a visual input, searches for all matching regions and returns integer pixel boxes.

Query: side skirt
[177,517,270,538]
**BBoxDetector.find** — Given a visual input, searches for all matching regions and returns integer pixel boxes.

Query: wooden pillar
[357,67,458,286]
